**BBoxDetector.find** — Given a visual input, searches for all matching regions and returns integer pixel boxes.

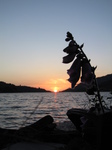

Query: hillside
[0,74,112,93]
[0,82,50,93]
[62,74,112,92]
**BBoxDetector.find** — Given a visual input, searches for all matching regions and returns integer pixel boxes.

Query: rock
[19,115,55,131]
[67,108,88,131]
[0,115,56,149]
[65,137,94,150]
[2,142,65,150]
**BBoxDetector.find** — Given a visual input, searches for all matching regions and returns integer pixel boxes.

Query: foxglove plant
[63,32,104,113]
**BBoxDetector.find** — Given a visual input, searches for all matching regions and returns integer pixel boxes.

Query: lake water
[0,92,111,129]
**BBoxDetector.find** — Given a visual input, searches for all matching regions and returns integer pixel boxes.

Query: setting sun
[54,89,57,93]
[53,87,58,93]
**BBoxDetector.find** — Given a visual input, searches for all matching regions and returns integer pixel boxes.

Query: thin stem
[75,40,104,113]
[94,77,104,113]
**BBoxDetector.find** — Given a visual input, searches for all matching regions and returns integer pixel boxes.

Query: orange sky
[31,76,81,92]
[32,77,70,92]
[43,78,70,92]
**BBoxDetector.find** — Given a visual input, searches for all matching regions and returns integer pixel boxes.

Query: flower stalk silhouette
[63,32,104,113]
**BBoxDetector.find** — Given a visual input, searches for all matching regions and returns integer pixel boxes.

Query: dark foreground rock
[1,112,112,150]
[67,108,112,150]
[0,115,80,149]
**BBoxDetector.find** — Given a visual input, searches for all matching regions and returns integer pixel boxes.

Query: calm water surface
[0,92,111,129]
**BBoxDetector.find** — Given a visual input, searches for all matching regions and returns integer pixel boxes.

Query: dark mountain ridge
[0,74,112,93]
[62,74,112,92]
[0,81,50,93]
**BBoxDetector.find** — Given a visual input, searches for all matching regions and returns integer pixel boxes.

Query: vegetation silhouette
[0,81,50,93]
[62,74,112,92]
[63,32,112,149]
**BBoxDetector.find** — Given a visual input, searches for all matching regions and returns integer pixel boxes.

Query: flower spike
[62,32,104,113]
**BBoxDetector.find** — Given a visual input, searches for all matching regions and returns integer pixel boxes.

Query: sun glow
[53,87,58,93]
[54,89,57,93]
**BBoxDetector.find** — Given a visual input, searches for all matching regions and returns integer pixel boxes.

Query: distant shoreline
[61,74,112,92]
[0,74,112,93]
[0,81,51,93]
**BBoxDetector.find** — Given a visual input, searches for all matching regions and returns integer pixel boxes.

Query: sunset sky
[0,0,112,92]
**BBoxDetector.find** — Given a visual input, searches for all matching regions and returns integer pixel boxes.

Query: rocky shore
[1,111,112,150]
[0,115,92,150]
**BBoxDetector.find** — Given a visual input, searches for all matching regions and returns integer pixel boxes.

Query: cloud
[57,78,67,83]
[47,78,67,85]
